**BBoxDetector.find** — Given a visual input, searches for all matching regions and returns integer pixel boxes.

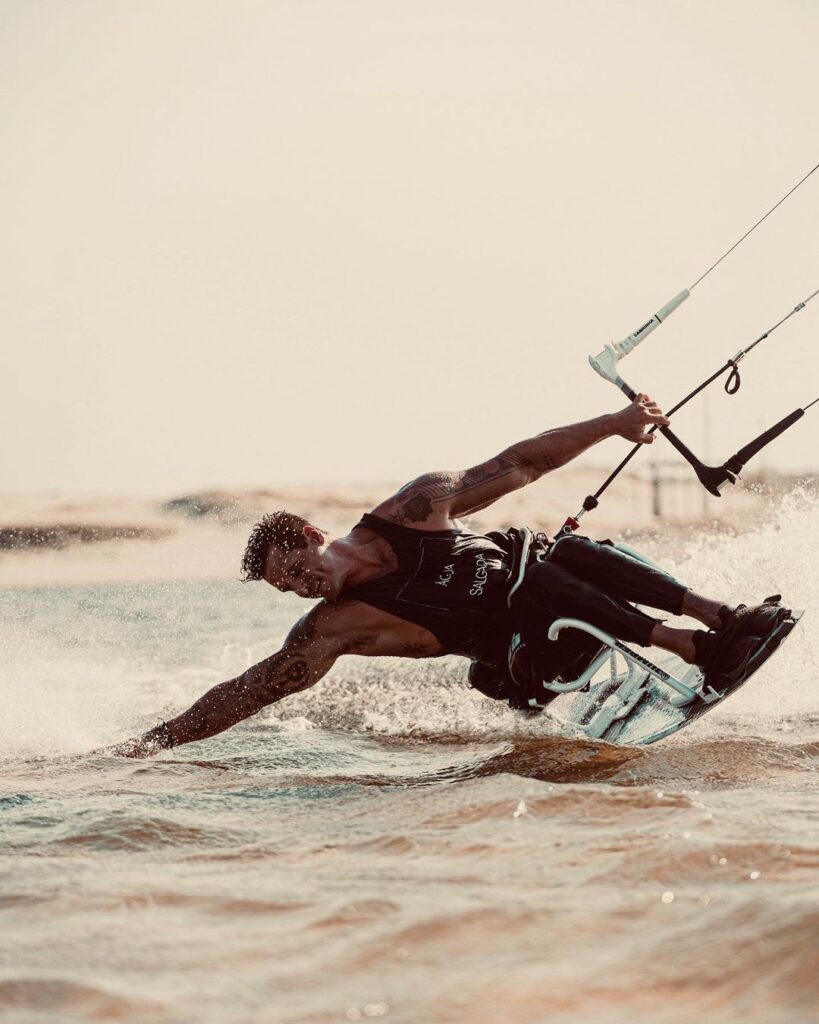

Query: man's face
[262,528,337,599]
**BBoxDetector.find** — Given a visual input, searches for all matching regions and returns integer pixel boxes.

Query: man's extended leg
[509,541,789,698]
[547,534,787,640]
[548,535,690,618]
[513,558,664,650]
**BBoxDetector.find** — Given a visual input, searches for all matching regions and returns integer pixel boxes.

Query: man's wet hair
[240,510,312,581]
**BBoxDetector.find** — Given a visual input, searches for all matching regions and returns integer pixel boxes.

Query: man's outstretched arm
[372,395,670,527]
[107,607,348,757]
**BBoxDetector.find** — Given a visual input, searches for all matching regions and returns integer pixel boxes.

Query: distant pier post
[651,461,662,517]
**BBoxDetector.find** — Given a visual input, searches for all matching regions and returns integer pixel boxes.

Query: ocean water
[1,494,819,1024]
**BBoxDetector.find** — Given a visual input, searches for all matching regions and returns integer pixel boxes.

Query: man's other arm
[372,396,670,526]
[107,606,362,757]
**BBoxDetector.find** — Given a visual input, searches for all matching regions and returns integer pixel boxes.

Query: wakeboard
[557,612,804,746]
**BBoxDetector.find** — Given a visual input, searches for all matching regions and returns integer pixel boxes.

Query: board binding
[535,612,804,746]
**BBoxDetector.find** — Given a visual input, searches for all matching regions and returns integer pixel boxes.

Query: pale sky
[2,0,818,496]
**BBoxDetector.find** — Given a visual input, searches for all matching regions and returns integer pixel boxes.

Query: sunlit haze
[3,0,818,495]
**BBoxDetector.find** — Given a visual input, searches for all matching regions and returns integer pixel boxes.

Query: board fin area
[553,612,804,747]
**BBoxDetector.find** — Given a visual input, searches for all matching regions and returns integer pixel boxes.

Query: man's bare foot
[681,591,724,630]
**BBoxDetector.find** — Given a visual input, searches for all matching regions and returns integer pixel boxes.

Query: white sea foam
[668,485,818,719]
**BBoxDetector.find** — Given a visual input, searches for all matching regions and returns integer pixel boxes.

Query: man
[112,396,788,756]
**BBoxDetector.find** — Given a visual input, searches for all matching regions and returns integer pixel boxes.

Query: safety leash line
[689,161,819,292]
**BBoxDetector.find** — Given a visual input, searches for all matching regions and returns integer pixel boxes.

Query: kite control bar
[558,152,819,534]
[584,284,819,507]
[590,305,739,497]
[586,287,744,494]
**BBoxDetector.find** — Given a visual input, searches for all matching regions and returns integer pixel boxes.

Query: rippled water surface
[2,506,819,1024]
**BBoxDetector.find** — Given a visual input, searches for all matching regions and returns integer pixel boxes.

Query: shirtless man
[112,396,788,756]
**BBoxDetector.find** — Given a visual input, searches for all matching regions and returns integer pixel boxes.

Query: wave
[0,978,156,1018]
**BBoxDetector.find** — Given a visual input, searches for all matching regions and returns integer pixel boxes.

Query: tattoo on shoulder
[397,492,433,524]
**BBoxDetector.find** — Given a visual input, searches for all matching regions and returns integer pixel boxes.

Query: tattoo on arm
[254,647,318,697]
[399,642,435,657]
[124,628,335,757]
[280,659,310,686]
[338,634,378,655]
[389,449,530,524]
[119,606,385,758]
